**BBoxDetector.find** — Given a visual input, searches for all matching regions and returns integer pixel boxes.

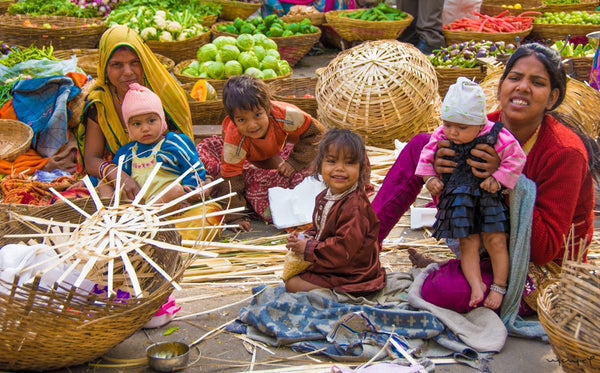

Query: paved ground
[43,47,592,373]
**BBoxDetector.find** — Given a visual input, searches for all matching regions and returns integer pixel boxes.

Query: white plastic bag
[442,0,482,25]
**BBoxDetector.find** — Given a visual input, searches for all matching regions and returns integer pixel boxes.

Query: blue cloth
[33,169,72,183]
[500,175,547,339]
[12,76,80,158]
[113,132,206,188]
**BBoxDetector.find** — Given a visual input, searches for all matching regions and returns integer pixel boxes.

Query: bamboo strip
[113,154,124,208]
[181,240,288,253]
[174,287,266,320]
[132,160,165,205]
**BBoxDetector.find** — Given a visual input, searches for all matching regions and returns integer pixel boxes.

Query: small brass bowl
[146,342,190,372]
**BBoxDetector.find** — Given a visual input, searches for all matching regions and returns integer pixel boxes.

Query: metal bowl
[587,31,600,50]
[146,342,190,372]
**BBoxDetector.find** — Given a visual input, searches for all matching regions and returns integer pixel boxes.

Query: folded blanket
[12,76,81,158]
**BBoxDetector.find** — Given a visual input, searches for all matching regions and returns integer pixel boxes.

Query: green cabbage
[238,51,259,70]
[263,38,278,50]
[220,44,241,62]
[197,43,218,63]
[252,33,269,47]
[245,67,264,79]
[277,60,291,76]
[266,49,280,60]
[207,61,225,80]
[225,60,244,78]
[261,68,277,79]
[199,61,213,74]
[253,45,266,62]
[260,55,278,70]
[212,36,237,49]
[236,33,255,51]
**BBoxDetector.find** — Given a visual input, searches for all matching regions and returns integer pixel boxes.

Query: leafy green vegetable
[225,60,243,77]
[8,0,100,18]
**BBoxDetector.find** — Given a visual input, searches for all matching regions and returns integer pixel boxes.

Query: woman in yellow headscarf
[77,26,193,200]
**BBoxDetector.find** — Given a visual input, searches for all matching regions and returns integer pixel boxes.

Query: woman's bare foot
[484,283,506,310]
[468,282,486,308]
[408,248,439,268]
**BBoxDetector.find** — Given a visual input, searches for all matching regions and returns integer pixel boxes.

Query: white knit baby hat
[441,77,487,125]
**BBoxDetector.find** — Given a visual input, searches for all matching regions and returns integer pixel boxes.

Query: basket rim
[0,119,34,162]
[325,8,414,27]
[442,25,533,38]
[0,14,105,29]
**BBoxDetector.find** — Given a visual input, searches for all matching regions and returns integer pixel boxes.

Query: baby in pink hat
[415,77,526,311]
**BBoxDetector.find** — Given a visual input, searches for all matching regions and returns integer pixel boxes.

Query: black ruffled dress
[432,121,509,240]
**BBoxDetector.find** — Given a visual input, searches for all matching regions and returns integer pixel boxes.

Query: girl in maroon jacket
[285,129,386,296]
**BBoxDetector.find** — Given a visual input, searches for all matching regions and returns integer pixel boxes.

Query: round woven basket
[563,56,594,82]
[210,22,321,66]
[173,58,293,85]
[211,0,261,20]
[541,1,600,13]
[538,282,600,373]
[480,68,600,137]
[324,10,414,42]
[480,0,544,16]
[76,51,175,77]
[532,20,600,41]
[145,30,211,64]
[281,12,325,26]
[0,119,33,162]
[269,76,318,118]
[181,82,227,126]
[0,0,14,14]
[443,26,533,45]
[316,40,441,149]
[0,14,105,49]
[0,200,187,371]
[435,66,487,97]
[201,13,219,27]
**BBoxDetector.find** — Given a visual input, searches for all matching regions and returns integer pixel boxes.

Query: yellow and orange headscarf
[78,26,193,157]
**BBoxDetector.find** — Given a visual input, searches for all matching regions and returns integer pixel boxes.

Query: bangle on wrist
[424,176,437,187]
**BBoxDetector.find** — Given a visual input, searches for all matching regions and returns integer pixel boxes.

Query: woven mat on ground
[227,270,504,370]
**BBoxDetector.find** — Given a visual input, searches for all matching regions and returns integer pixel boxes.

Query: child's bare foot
[408,248,439,268]
[484,283,506,310]
[468,282,486,308]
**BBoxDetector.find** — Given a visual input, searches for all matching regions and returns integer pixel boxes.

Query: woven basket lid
[315,40,441,148]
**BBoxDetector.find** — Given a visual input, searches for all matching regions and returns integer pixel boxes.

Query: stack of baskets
[316,40,440,149]
[537,250,600,373]
[324,10,413,42]
[146,30,211,63]
[0,119,33,162]
[0,200,187,371]
[0,14,106,49]
[210,23,321,66]
[269,76,318,118]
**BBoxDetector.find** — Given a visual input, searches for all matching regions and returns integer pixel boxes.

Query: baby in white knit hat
[415,77,527,311]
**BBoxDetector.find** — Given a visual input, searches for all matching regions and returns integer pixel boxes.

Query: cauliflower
[155,10,166,19]
[153,13,167,29]
[166,20,182,33]
[140,27,158,41]
[159,31,173,42]
[177,28,196,41]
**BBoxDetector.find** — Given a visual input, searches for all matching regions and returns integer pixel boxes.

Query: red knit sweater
[489,111,594,265]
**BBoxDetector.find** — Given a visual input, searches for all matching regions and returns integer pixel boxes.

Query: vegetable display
[533,11,600,24]
[69,0,121,18]
[429,40,516,68]
[8,0,102,18]
[106,0,219,41]
[551,40,595,57]
[0,45,58,68]
[443,10,537,32]
[339,3,409,21]
[215,15,319,37]
[182,33,291,80]
[544,0,580,4]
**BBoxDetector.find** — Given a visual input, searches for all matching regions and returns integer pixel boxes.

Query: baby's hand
[480,176,501,193]
[278,161,295,179]
[424,176,444,196]
[286,232,308,256]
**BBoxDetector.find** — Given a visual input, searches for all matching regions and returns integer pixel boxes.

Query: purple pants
[372,133,534,315]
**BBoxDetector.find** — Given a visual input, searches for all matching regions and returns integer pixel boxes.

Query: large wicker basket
[443,26,533,45]
[269,76,318,118]
[281,12,326,26]
[563,56,594,82]
[324,10,414,42]
[541,1,600,13]
[210,22,322,66]
[75,51,175,77]
[532,19,600,41]
[145,30,211,63]
[480,0,544,16]
[0,15,105,49]
[208,0,261,20]
[316,40,441,149]
[52,48,97,60]
[181,82,227,126]
[0,0,14,14]
[173,59,293,85]
[435,66,487,98]
[537,251,600,373]
[0,119,33,162]
[0,200,187,371]
[480,68,600,137]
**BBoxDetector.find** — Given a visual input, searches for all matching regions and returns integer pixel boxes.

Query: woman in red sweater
[373,43,598,314]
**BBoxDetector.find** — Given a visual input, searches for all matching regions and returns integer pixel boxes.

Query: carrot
[494,10,510,18]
